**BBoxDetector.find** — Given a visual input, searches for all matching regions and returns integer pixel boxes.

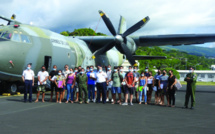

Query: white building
[178,70,215,82]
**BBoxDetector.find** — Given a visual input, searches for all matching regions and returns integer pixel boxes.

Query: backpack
[111,72,123,83]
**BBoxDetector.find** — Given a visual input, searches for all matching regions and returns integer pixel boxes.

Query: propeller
[93,10,150,66]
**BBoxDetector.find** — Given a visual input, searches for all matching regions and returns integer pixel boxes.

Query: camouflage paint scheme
[1,12,215,86]
[0,24,125,82]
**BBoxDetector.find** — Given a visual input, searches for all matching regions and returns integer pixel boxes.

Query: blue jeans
[88,84,95,100]
[24,80,33,102]
[66,84,74,101]
[139,86,147,103]
[112,87,121,94]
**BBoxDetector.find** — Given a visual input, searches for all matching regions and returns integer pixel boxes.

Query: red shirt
[126,72,135,87]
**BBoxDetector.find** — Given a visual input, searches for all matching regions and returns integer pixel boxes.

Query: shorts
[162,88,168,95]
[121,85,126,94]
[50,83,56,92]
[75,85,79,92]
[37,85,46,92]
[112,87,121,94]
[107,85,112,90]
[125,86,135,95]
[56,88,64,92]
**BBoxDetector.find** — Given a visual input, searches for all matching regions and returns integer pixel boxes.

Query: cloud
[1,0,215,44]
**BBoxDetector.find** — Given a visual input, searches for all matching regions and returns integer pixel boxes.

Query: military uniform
[76,73,88,103]
[184,72,197,108]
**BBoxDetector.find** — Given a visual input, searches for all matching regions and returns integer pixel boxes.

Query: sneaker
[182,106,188,109]
[122,102,128,106]
[106,98,109,102]
[190,107,194,110]
[111,99,114,102]
[130,103,134,106]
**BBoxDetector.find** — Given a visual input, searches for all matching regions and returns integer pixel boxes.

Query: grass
[180,81,215,86]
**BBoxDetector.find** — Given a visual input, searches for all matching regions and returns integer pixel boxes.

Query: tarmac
[0,85,215,134]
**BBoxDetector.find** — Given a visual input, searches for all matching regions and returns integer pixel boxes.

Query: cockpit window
[11,33,21,42]
[20,34,31,43]
[1,31,12,39]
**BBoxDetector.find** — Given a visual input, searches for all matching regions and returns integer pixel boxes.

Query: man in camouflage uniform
[184,67,197,109]
[76,68,88,104]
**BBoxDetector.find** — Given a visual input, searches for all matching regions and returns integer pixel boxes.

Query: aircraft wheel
[7,83,18,95]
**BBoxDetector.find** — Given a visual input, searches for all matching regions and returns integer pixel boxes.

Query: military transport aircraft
[0,10,215,94]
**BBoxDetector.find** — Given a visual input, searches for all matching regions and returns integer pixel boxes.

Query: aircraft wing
[133,55,167,60]
[131,34,215,47]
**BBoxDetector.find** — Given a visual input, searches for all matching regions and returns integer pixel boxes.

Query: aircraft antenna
[89,16,102,46]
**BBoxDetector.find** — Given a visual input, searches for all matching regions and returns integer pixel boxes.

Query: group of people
[22,63,197,109]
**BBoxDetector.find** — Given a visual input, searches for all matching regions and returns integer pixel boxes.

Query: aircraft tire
[7,83,18,95]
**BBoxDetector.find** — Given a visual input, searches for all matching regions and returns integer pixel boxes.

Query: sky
[0,0,215,47]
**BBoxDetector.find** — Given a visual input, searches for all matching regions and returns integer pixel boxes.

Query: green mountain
[160,45,215,57]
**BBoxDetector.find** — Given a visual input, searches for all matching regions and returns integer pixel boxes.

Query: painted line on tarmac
[0,94,24,98]
[0,103,56,116]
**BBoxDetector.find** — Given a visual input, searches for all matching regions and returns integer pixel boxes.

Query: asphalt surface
[0,85,215,134]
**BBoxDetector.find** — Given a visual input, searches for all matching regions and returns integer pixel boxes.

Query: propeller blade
[99,10,116,36]
[122,16,150,37]
[91,41,115,59]
[119,43,137,66]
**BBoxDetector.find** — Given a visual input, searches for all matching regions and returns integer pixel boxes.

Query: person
[74,67,79,102]
[154,69,162,105]
[142,67,149,102]
[138,72,147,104]
[54,70,65,103]
[122,66,136,106]
[133,66,140,102]
[147,71,154,104]
[167,70,177,107]
[119,66,126,101]
[184,67,197,109]
[86,66,90,73]
[35,66,49,103]
[87,66,96,103]
[159,70,169,106]
[96,66,107,104]
[106,65,113,102]
[107,66,123,105]
[65,68,76,103]
[22,63,35,103]
[49,65,58,102]
[144,67,150,77]
[76,68,88,104]
[62,64,70,101]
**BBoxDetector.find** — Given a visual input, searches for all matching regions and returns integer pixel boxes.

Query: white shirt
[106,70,113,86]
[22,69,35,80]
[96,71,107,83]
[37,71,49,85]
[63,70,70,78]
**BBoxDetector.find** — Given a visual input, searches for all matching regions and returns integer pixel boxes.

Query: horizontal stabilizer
[133,55,167,60]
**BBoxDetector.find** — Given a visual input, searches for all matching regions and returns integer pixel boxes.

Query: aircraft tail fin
[118,16,126,34]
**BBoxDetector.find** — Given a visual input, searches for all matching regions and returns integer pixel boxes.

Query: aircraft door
[44,56,52,72]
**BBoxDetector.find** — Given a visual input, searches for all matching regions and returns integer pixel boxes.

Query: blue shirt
[139,79,146,86]
[87,72,96,85]
[159,75,169,89]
